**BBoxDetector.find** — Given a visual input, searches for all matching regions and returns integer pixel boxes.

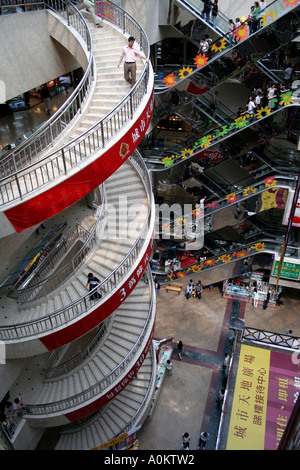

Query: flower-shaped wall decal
[243,186,257,197]
[256,106,271,119]
[199,135,212,148]
[192,207,203,218]
[283,0,300,8]
[177,271,187,278]
[204,259,215,267]
[252,242,265,252]
[188,264,203,273]
[211,38,227,53]
[163,72,177,87]
[217,254,232,263]
[233,116,248,128]
[214,125,230,137]
[234,24,249,42]
[226,193,238,204]
[194,53,209,68]
[280,91,293,106]
[206,201,218,209]
[162,156,175,167]
[178,66,193,79]
[180,148,193,159]
[161,222,171,231]
[175,217,186,226]
[264,176,277,187]
[260,9,277,26]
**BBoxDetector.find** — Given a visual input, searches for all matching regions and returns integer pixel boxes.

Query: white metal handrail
[23,266,154,417]
[0,151,154,341]
[0,0,94,177]
[0,0,151,206]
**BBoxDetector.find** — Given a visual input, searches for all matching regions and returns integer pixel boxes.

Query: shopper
[185,283,193,299]
[166,359,173,376]
[222,353,230,376]
[253,288,259,308]
[263,290,270,309]
[195,281,203,299]
[181,432,190,449]
[216,389,225,406]
[284,63,293,88]
[228,20,235,48]
[202,0,211,23]
[41,84,51,115]
[211,0,218,29]
[118,36,149,87]
[177,340,184,360]
[198,431,209,450]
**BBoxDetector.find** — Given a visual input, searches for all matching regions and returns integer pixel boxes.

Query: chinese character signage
[226,345,300,450]
[272,260,300,280]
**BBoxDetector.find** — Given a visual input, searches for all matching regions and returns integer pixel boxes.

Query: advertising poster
[226,344,300,450]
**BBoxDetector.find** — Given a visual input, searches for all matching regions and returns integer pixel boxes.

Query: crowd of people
[201,0,267,35]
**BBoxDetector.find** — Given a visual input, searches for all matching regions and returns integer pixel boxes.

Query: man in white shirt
[118,36,149,87]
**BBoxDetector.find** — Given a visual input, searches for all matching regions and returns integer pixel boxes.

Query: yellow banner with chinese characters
[226,345,271,450]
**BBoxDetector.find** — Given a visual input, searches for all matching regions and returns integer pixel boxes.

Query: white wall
[0,10,86,101]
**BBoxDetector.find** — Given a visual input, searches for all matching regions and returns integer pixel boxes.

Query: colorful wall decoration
[226,344,300,450]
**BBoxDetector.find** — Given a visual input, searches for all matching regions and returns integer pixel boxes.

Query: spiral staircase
[0,1,156,450]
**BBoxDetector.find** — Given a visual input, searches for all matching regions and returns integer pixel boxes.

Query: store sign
[272,260,300,280]
[226,345,300,450]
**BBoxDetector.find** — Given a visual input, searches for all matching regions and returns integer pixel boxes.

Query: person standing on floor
[263,290,270,309]
[41,84,51,115]
[166,359,173,376]
[118,36,149,87]
[198,431,209,450]
[195,280,203,299]
[253,287,259,308]
[181,432,190,449]
[76,0,103,27]
[177,340,184,360]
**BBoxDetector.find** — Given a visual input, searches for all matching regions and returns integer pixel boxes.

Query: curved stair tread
[54,348,154,450]
[18,280,152,409]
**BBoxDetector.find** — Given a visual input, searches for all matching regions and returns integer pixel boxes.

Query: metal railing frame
[0,0,151,206]
[22,266,154,417]
[0,151,154,341]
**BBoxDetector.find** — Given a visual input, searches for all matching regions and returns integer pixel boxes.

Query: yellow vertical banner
[226,345,271,450]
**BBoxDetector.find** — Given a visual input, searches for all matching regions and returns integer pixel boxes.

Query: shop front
[223,272,281,307]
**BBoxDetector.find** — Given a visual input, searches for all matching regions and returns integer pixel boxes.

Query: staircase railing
[0,151,154,341]
[17,185,107,303]
[0,0,94,178]
[23,266,154,417]
[0,0,151,205]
